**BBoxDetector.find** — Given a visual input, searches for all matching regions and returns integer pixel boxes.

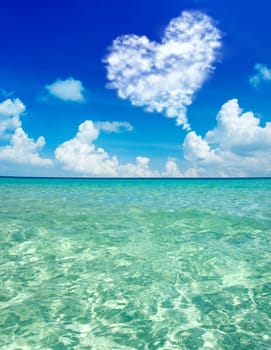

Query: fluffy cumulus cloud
[119,156,159,177]
[249,63,271,88]
[55,120,183,177]
[45,77,85,102]
[0,98,25,137]
[183,99,271,176]
[0,98,52,166]
[183,131,220,164]
[105,11,221,129]
[0,128,52,166]
[162,158,184,177]
[0,100,184,177]
[55,120,119,176]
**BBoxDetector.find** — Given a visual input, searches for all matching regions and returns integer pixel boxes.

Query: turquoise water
[0,178,271,349]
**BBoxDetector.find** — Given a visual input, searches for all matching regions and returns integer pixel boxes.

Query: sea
[0,177,271,349]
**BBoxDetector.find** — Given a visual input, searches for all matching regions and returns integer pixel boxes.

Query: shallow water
[0,178,271,349]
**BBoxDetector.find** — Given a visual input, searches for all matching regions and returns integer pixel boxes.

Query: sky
[1,0,271,177]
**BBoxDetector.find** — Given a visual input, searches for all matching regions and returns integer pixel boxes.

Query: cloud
[55,120,119,176]
[0,128,52,166]
[94,121,133,133]
[0,98,53,166]
[162,158,183,177]
[55,120,164,177]
[0,99,183,177]
[205,99,271,152]
[0,98,25,137]
[104,11,221,129]
[249,63,271,88]
[119,156,159,177]
[183,131,220,164]
[45,77,86,102]
[183,99,271,176]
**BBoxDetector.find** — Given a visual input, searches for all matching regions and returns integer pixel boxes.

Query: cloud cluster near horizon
[0,96,181,177]
[0,98,52,166]
[1,95,271,177]
[45,77,86,102]
[105,11,221,130]
[183,99,271,176]
[54,119,180,177]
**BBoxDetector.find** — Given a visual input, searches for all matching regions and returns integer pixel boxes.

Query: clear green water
[0,178,271,349]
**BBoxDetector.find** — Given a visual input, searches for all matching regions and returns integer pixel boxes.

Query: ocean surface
[0,177,271,349]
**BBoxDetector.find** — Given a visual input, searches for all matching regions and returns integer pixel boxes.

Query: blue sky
[1,0,271,177]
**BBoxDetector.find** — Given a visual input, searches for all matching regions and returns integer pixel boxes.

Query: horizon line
[1,176,271,180]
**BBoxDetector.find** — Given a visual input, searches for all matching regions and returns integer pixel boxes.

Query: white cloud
[0,128,52,166]
[104,11,221,129]
[206,99,271,151]
[249,63,271,88]
[0,98,52,167]
[55,120,162,177]
[45,77,85,102]
[55,120,119,176]
[119,156,159,177]
[0,98,25,137]
[184,131,218,163]
[94,121,133,133]
[162,158,183,177]
[183,99,271,176]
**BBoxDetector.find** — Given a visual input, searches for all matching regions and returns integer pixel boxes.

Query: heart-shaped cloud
[105,11,221,129]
